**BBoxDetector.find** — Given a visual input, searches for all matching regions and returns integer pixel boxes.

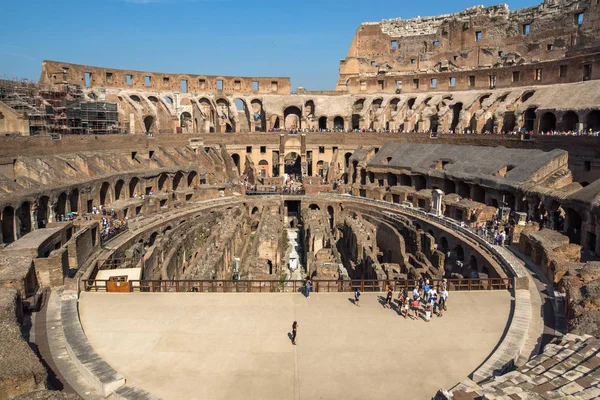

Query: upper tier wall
[39,61,292,95]
[337,0,600,91]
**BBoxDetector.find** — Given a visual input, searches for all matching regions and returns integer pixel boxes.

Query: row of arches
[0,170,202,246]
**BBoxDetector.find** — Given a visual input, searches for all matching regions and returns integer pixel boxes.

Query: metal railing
[81,277,511,293]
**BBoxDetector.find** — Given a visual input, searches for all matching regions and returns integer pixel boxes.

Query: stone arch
[250,99,265,132]
[389,98,401,112]
[180,111,193,132]
[233,98,251,132]
[304,100,315,117]
[440,236,449,253]
[540,112,556,132]
[414,175,426,191]
[353,99,365,112]
[386,173,397,186]
[158,173,168,191]
[334,116,345,130]
[478,93,492,106]
[502,111,517,133]
[454,245,465,261]
[430,114,439,132]
[523,107,537,132]
[586,110,600,131]
[99,182,112,205]
[318,116,328,130]
[521,91,535,103]
[172,172,185,191]
[565,208,582,244]
[231,153,241,174]
[251,206,259,215]
[399,174,412,186]
[309,204,320,210]
[483,115,495,133]
[407,98,416,110]
[55,192,67,219]
[284,106,302,129]
[68,189,79,213]
[428,229,435,240]
[37,196,49,229]
[450,103,463,132]
[143,116,155,133]
[17,202,31,237]
[129,177,140,198]
[115,179,126,200]
[187,171,198,187]
[469,255,477,271]
[344,152,353,169]
[2,206,15,244]
[257,159,269,177]
[472,185,485,203]
[270,115,281,129]
[284,152,301,176]
[560,111,579,131]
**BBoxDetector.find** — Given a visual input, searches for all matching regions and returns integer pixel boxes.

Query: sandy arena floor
[79,291,512,400]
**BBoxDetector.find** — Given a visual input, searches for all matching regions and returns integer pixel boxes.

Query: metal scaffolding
[0,76,122,135]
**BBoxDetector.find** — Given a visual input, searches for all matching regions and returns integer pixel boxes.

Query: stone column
[432,189,443,216]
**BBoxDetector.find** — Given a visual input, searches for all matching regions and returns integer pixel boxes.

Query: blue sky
[0,0,539,90]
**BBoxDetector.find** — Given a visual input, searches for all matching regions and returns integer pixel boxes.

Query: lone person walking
[305,279,311,298]
[291,321,298,345]
[354,288,361,306]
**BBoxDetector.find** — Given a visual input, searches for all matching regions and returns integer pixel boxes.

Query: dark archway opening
[540,112,556,132]
[188,171,198,187]
[450,103,463,132]
[414,175,426,191]
[2,207,15,244]
[17,202,31,238]
[399,174,412,186]
[318,117,327,130]
[586,110,600,131]
[54,193,67,221]
[232,154,241,174]
[172,172,184,191]
[115,179,125,200]
[524,107,537,132]
[334,116,344,130]
[560,111,579,132]
[69,189,79,213]
[100,182,111,205]
[37,196,49,229]
[143,116,154,133]
[430,115,439,133]
[284,152,302,177]
[129,177,140,198]
[502,111,516,133]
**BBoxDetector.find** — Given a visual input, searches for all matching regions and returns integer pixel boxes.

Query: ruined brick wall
[338,0,600,93]
[39,61,291,95]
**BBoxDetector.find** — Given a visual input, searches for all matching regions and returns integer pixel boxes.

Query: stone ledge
[61,290,125,397]
[471,288,532,383]
[111,384,163,400]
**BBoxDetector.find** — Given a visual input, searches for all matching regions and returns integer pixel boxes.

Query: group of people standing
[382,277,449,322]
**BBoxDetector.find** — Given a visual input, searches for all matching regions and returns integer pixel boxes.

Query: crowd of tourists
[300,277,449,323]
[100,216,128,244]
[261,127,600,136]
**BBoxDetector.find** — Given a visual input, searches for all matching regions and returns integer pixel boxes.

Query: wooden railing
[81,278,512,293]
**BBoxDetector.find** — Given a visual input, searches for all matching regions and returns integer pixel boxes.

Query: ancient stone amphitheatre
[1,0,600,399]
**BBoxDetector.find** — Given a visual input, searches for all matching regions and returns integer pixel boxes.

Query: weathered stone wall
[338,0,600,93]
[0,289,47,398]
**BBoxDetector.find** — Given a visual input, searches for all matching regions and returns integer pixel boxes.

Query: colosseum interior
[2,0,600,399]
